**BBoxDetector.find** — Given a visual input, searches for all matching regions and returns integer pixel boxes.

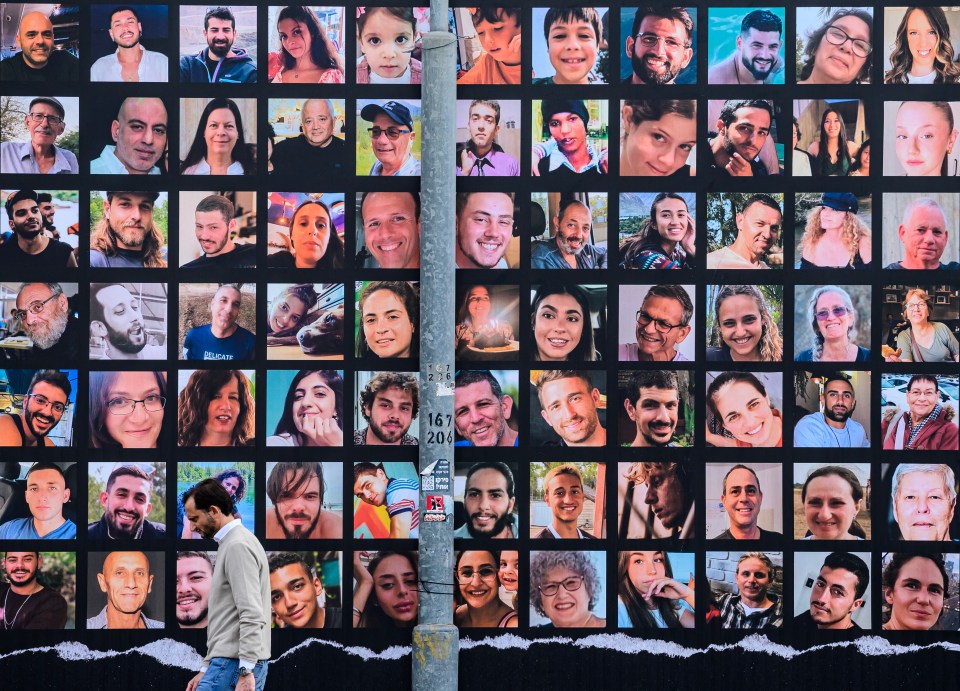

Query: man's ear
[111,119,121,144]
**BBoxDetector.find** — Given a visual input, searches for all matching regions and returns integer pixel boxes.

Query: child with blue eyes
[357,7,422,84]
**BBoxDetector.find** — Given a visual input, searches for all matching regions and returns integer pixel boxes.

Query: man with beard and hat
[268,553,341,629]
[623,7,695,85]
[795,375,869,448]
[179,6,257,83]
[0,98,78,175]
[176,551,214,629]
[0,191,76,268]
[708,10,783,85]
[0,12,79,81]
[90,191,166,268]
[353,463,419,538]
[89,283,166,360]
[0,369,71,447]
[91,6,168,82]
[88,465,166,539]
[265,462,341,539]
[454,462,518,538]
[0,552,68,629]
[15,282,82,360]
[531,198,607,269]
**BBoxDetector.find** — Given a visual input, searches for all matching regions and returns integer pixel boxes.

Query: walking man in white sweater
[184,479,270,691]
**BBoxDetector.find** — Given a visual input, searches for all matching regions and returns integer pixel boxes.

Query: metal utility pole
[414,0,458,689]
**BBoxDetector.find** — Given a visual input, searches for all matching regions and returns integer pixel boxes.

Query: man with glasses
[882,375,959,451]
[1,191,77,268]
[0,98,78,175]
[271,99,345,176]
[706,194,782,269]
[618,284,692,361]
[0,11,79,81]
[623,7,694,85]
[531,198,607,269]
[182,284,255,361]
[795,375,869,448]
[885,198,959,270]
[0,463,75,539]
[709,10,783,85]
[0,369,71,447]
[15,282,81,360]
[89,465,165,539]
[360,100,420,176]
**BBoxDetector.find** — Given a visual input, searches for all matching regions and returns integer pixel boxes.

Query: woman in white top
[884,7,960,84]
[180,98,254,175]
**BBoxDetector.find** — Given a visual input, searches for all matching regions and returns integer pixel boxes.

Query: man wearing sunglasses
[360,100,420,177]
[2,190,77,268]
[0,99,78,175]
[795,375,869,448]
[0,369,71,447]
[618,284,693,362]
[14,282,82,360]
[624,7,695,85]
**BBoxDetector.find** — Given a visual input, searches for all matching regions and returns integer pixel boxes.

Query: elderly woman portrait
[797,8,873,85]
[796,285,870,362]
[885,289,959,362]
[529,550,605,628]
[881,375,959,451]
[889,464,957,541]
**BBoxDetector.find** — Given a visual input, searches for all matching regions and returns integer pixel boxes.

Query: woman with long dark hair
[530,283,598,361]
[619,192,695,269]
[178,369,255,446]
[267,370,343,447]
[181,98,255,175]
[617,551,694,628]
[272,6,344,83]
[268,200,344,269]
[353,551,419,628]
[807,109,858,177]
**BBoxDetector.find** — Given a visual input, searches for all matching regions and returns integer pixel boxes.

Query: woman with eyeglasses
[893,101,959,177]
[529,550,604,628]
[89,371,167,449]
[797,9,873,84]
[454,550,518,628]
[797,286,869,362]
[887,289,959,362]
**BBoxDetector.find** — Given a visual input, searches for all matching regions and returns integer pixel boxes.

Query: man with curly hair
[355,371,419,445]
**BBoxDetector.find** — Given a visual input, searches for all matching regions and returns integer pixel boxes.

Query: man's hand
[725,152,753,176]
[186,672,203,691]
[235,673,256,691]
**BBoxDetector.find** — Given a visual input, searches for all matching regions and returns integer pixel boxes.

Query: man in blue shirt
[179,6,256,83]
[183,284,255,361]
[794,375,869,448]
[0,462,76,539]
[531,198,607,269]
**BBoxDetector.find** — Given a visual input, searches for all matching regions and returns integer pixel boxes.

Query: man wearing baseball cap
[533,99,606,181]
[360,100,421,176]
[1,190,77,268]
[0,97,78,175]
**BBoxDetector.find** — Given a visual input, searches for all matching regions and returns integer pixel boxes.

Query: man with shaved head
[90,97,168,175]
[87,551,163,629]
[0,11,79,81]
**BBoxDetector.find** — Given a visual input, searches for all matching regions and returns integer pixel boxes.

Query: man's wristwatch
[238,667,251,677]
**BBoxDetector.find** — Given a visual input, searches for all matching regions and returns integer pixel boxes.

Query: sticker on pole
[424,495,449,521]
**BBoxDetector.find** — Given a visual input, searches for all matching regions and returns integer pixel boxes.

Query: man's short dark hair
[465,461,515,499]
[267,462,324,506]
[907,374,939,393]
[196,194,234,225]
[353,462,385,484]
[455,369,504,399]
[741,9,781,35]
[624,370,679,407]
[27,369,71,399]
[823,551,870,600]
[106,465,151,494]
[204,6,235,30]
[35,192,52,204]
[534,369,593,395]
[556,198,590,225]
[822,374,854,395]
[178,550,213,570]
[642,284,693,326]
[359,372,420,421]
[26,462,65,484]
[630,7,694,41]
[360,191,421,223]
[469,99,501,126]
[268,551,314,577]
[740,193,782,217]
[110,5,140,24]
[455,192,514,221]
[722,464,760,495]
[543,7,600,42]
[718,99,775,128]
[182,478,233,515]
[470,7,521,28]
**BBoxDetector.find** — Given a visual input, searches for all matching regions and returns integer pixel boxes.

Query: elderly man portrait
[885,197,959,270]
[271,99,345,175]
[0,98,78,175]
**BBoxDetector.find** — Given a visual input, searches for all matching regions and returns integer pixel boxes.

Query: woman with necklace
[272,6,344,83]
[886,289,959,362]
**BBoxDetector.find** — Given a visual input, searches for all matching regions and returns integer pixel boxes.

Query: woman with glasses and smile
[89,371,166,449]
[886,289,959,362]
[797,285,869,362]
[530,550,604,628]
[797,9,873,84]
[882,375,959,451]
[454,550,517,628]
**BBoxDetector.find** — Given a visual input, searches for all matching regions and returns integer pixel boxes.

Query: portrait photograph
[705,463,783,539]
[265,283,345,361]
[174,550,215,629]
[176,369,256,448]
[706,98,781,175]
[792,99,869,178]
[706,192,784,269]
[618,192,696,270]
[264,463,343,539]
[178,283,256,362]
[707,7,782,84]
[355,280,419,360]
[793,551,871,629]
[353,461,420,539]
[356,7,429,84]
[0,280,80,363]
[796,7,873,85]
[179,97,257,176]
[617,461,696,539]
[531,7,609,85]
[356,99,422,176]
[86,550,164,629]
[529,462,605,539]
[455,282,520,362]
[0,368,77,447]
[355,191,421,270]
[617,551,695,629]
[267,99,347,176]
[530,192,608,270]
[88,191,169,269]
[617,369,693,447]
[532,99,608,179]
[266,6,345,83]
[879,287,959,363]
[883,100,960,177]
[793,463,871,540]
[267,551,342,629]
[452,369,519,449]
[529,370,607,448]
[453,460,520,540]
[0,188,79,252]
[0,461,77,540]
[454,7,521,85]
[879,373,959,451]
[618,284,696,362]
[0,551,74,629]
[881,462,959,542]
[881,193,959,270]
[706,284,783,362]
[265,369,344,447]
[353,550,420,628]
[267,192,345,270]
[705,371,783,448]
[706,551,783,629]
[89,283,168,361]
[88,462,166,540]
[882,7,960,84]
[619,99,696,177]
[622,7,697,85]
[793,192,872,269]
[0,4,79,82]
[178,190,257,268]
[0,95,79,175]
[529,550,606,628]
[793,371,871,448]
[880,552,960,631]
[353,371,420,446]
[455,99,521,177]
[88,371,170,451]
[89,4,168,83]
[176,461,254,537]
[530,283,605,363]
[794,284,872,362]
[454,547,520,628]
[178,5,258,83]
